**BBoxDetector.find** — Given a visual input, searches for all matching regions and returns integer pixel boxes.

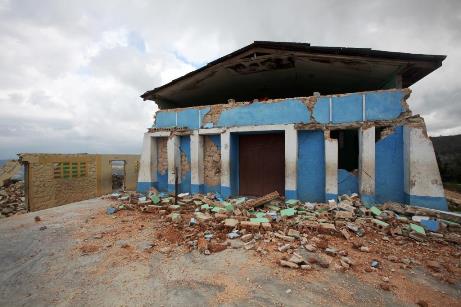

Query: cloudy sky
[0,0,460,159]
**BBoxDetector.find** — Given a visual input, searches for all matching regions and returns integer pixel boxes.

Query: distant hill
[431,134,461,183]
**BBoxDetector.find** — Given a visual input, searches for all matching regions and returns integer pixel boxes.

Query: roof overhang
[141,41,446,109]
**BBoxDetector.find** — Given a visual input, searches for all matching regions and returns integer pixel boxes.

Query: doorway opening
[331,129,359,172]
[111,160,126,191]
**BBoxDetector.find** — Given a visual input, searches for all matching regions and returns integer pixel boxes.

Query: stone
[261,222,272,230]
[280,260,299,269]
[39,226,47,231]
[387,255,398,262]
[224,218,239,228]
[194,212,212,223]
[341,256,355,266]
[325,247,337,256]
[335,211,353,220]
[360,246,370,252]
[416,300,429,307]
[287,229,300,238]
[274,233,295,242]
[159,246,172,254]
[168,212,182,223]
[317,255,331,268]
[241,234,254,242]
[288,253,305,264]
[304,244,316,252]
[301,264,312,270]
[278,244,291,252]
[208,242,227,253]
[318,223,336,234]
[240,221,261,230]
[244,241,256,250]
[340,228,351,240]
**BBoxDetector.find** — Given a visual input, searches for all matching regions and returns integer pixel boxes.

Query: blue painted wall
[365,91,404,120]
[154,107,209,129]
[338,169,358,195]
[153,89,407,129]
[312,97,330,123]
[217,99,310,127]
[229,133,240,196]
[332,94,362,123]
[297,131,325,202]
[179,136,191,193]
[157,172,168,192]
[375,126,405,203]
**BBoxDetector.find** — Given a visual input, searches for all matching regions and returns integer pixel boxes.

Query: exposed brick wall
[157,138,168,175]
[203,136,221,186]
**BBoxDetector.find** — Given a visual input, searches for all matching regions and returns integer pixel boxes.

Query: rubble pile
[106,190,461,283]
[0,180,26,218]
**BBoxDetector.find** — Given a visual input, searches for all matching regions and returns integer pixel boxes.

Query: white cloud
[0,0,460,159]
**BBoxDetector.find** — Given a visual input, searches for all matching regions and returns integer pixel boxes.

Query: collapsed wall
[19,154,140,212]
[137,88,447,210]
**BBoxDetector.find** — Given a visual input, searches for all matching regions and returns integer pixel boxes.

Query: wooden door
[239,133,285,196]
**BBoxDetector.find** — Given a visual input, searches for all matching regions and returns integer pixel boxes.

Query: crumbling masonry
[137,41,448,210]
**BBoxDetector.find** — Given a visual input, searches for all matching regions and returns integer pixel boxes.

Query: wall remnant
[203,135,221,188]
[157,138,168,175]
[19,154,139,212]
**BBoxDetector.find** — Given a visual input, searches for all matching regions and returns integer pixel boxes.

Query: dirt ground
[0,198,460,306]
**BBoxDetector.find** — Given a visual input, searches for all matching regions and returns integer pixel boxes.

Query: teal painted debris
[285,199,299,207]
[225,203,235,212]
[370,206,382,216]
[250,217,270,223]
[280,208,295,217]
[201,204,211,210]
[211,206,225,213]
[255,212,266,218]
[234,197,246,205]
[410,223,426,235]
[266,204,280,211]
[150,195,160,204]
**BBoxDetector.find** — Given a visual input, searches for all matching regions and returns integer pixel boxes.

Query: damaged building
[137,41,448,210]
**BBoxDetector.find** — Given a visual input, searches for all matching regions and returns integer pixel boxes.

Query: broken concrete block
[224,218,239,228]
[278,243,291,252]
[288,253,305,264]
[274,233,295,242]
[410,223,426,236]
[240,221,261,230]
[168,212,182,223]
[244,191,280,209]
[287,229,300,238]
[280,208,296,217]
[370,206,382,216]
[240,233,254,242]
[280,260,299,269]
[372,219,389,230]
[304,244,316,252]
[318,223,336,234]
[194,212,212,223]
[335,211,353,220]
[250,217,270,223]
[261,222,272,230]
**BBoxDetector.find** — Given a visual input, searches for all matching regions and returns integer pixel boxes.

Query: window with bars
[53,161,87,179]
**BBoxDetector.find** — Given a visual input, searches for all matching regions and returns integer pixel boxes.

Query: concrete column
[284,126,297,199]
[359,126,375,204]
[167,135,181,193]
[220,131,231,198]
[403,126,447,210]
[137,133,156,192]
[325,131,338,201]
[190,131,204,194]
